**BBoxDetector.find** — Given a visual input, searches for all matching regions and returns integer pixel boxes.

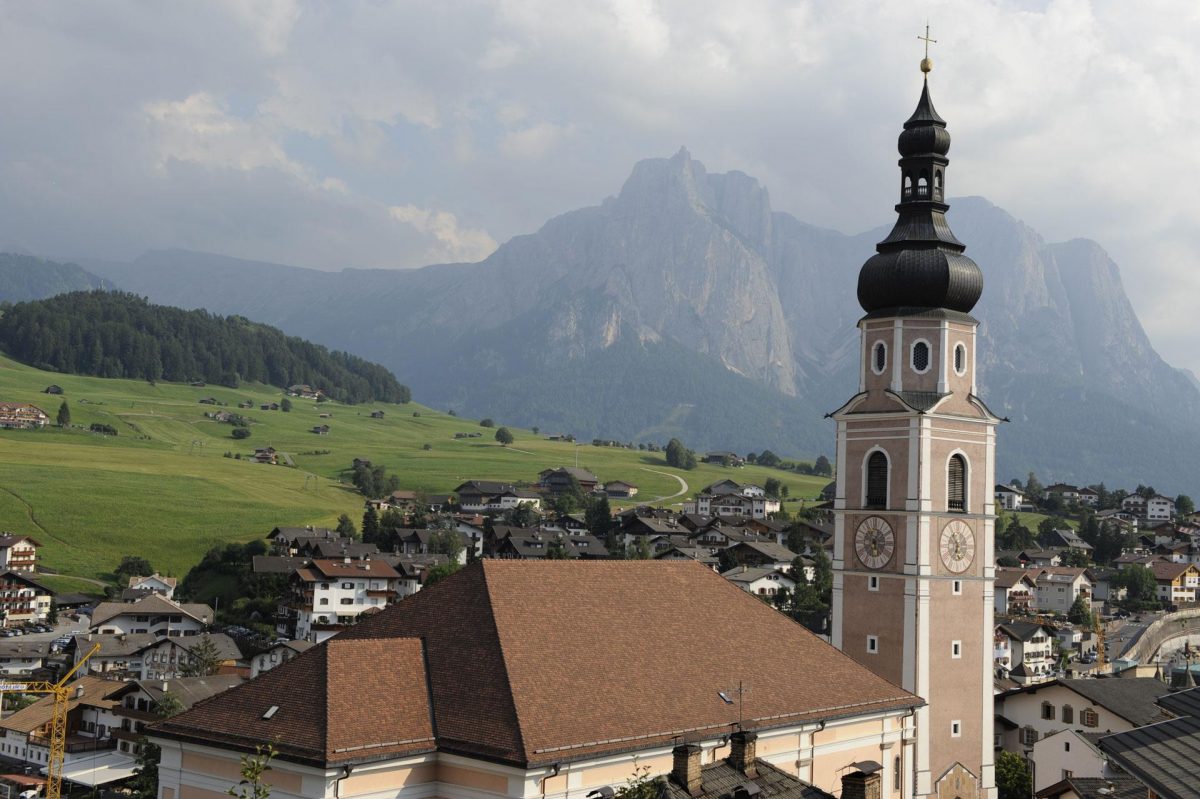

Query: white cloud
[0,0,1199,372]
[389,205,498,264]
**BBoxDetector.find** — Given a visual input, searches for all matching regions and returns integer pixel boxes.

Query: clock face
[940,519,976,574]
[855,516,895,570]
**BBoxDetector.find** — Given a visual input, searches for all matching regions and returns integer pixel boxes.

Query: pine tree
[335,513,357,537]
[56,399,70,427]
[361,506,380,544]
[181,635,223,677]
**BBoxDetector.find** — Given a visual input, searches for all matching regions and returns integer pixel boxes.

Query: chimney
[841,770,882,799]
[729,731,758,777]
[672,743,703,796]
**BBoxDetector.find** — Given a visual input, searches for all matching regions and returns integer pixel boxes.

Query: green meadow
[0,356,829,580]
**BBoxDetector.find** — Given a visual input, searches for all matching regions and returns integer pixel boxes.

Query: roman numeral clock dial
[854,516,895,570]
[940,519,976,573]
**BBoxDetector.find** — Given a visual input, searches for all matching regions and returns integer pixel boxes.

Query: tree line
[0,291,411,404]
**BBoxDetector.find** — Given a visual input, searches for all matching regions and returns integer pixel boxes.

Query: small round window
[873,342,887,374]
[954,343,967,376]
[912,340,930,373]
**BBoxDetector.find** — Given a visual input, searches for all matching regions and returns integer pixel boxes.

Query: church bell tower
[830,56,999,799]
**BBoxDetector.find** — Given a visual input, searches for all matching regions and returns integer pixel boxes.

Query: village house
[538,467,600,494]
[72,632,243,680]
[0,403,49,430]
[249,640,315,679]
[994,484,1029,511]
[370,410,385,418]
[42,385,63,395]
[268,526,340,555]
[994,621,1056,684]
[0,639,52,676]
[389,554,451,598]
[0,535,39,573]
[112,676,244,761]
[694,480,780,519]
[127,573,177,599]
[994,679,1173,754]
[278,557,402,642]
[253,446,278,464]
[721,564,797,597]
[995,569,1039,616]
[1149,560,1200,605]
[0,676,131,786]
[151,561,922,799]
[0,570,53,627]
[1097,715,1200,799]
[453,480,542,512]
[1122,495,1175,523]
[1032,568,1094,615]
[90,594,214,637]
[725,541,802,573]
[287,384,323,399]
[604,479,639,498]
[1044,484,1083,504]
[702,451,746,466]
[1029,728,1122,794]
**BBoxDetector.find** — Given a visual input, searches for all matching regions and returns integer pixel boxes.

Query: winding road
[640,467,689,503]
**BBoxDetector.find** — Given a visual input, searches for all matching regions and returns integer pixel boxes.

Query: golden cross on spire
[918,23,936,73]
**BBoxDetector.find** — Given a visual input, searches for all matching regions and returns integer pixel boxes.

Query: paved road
[640,467,689,503]
[1106,612,1162,659]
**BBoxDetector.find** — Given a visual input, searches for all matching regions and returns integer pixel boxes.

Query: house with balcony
[1149,560,1200,605]
[0,403,49,429]
[126,573,177,599]
[453,480,543,512]
[0,676,130,789]
[1122,495,1176,523]
[0,571,53,628]
[1033,568,1094,615]
[110,675,244,763]
[73,632,243,680]
[995,621,1057,684]
[720,565,797,597]
[90,594,213,637]
[995,569,1039,616]
[0,535,39,573]
[278,557,402,642]
[694,481,780,519]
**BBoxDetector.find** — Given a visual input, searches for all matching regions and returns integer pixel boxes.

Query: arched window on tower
[917,171,929,197]
[903,175,913,199]
[935,170,943,199]
[866,451,888,509]
[948,454,967,512]
[873,341,887,374]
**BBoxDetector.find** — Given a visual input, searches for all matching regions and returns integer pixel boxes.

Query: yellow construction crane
[0,642,101,799]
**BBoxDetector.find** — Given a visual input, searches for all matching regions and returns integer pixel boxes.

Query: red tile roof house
[150,561,922,799]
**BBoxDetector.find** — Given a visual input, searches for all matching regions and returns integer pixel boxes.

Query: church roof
[152,561,920,768]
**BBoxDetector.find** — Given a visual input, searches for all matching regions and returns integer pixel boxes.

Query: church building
[829,57,999,799]
[146,59,996,799]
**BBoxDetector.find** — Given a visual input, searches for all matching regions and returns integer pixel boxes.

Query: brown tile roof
[0,676,126,734]
[156,561,918,768]
[90,594,214,627]
[153,637,433,766]
[308,558,400,579]
[1150,560,1197,581]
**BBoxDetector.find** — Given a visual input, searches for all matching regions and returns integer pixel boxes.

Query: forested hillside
[0,252,111,300]
[0,291,410,404]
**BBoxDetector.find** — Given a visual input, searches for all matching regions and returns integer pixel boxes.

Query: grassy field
[0,356,829,580]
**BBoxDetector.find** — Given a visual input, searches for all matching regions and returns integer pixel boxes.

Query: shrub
[479,418,495,428]
[89,423,118,436]
[231,428,252,440]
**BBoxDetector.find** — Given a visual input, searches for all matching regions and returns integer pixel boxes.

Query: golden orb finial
[918,24,936,74]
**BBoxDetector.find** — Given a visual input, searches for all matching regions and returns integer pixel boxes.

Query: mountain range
[23,148,1200,492]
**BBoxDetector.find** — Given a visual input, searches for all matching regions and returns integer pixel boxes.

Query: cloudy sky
[3,1,1199,373]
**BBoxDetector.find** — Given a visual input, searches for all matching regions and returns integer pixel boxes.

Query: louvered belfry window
[948,454,967,512]
[866,451,888,509]
[874,342,886,373]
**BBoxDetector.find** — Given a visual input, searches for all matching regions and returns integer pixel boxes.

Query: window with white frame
[950,721,961,738]
[867,635,879,654]
[911,340,931,373]
[952,641,962,658]
[873,341,888,375]
[869,575,880,591]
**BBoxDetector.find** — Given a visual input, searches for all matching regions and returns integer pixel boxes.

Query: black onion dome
[857,77,982,316]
